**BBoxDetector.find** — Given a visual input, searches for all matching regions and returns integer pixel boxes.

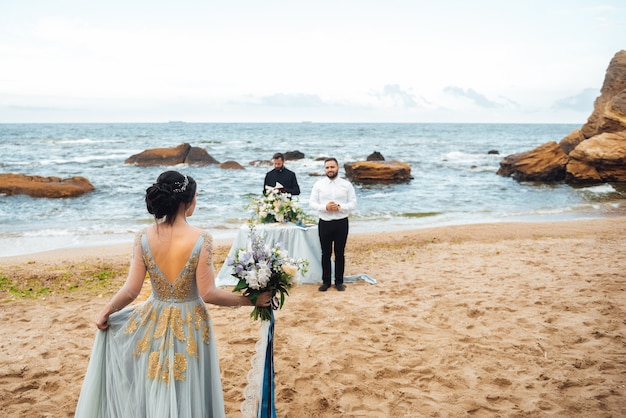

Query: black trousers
[318,217,349,286]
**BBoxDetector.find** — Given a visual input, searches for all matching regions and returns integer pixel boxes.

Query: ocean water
[1,122,624,257]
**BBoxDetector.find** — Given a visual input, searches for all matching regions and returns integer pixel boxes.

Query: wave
[53,138,125,145]
[55,138,98,144]
[401,211,443,218]
[35,154,128,165]
[580,184,616,194]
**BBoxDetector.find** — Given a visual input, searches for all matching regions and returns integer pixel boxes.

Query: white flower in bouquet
[227,225,309,321]
[281,263,298,278]
[248,186,314,224]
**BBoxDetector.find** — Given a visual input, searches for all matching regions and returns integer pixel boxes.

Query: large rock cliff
[498,50,626,184]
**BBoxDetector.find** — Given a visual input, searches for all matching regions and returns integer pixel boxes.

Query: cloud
[552,88,598,112]
[497,95,520,108]
[376,84,424,108]
[443,86,501,108]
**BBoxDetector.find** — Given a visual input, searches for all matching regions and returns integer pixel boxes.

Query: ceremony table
[216,222,324,286]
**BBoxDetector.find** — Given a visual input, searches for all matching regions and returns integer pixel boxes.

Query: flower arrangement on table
[249,185,314,224]
[227,225,309,321]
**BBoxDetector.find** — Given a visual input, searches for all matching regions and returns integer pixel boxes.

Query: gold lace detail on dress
[120,231,214,384]
[147,352,187,383]
[126,301,211,383]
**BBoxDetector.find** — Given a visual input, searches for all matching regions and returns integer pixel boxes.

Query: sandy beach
[1,218,625,417]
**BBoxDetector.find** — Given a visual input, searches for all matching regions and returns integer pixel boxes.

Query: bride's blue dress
[75,231,226,417]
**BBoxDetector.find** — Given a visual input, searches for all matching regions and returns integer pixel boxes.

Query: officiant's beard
[326,171,338,179]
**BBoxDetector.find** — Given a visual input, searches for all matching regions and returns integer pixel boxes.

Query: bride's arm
[95,233,147,330]
[197,233,270,307]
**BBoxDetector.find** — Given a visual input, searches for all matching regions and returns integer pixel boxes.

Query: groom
[308,157,357,292]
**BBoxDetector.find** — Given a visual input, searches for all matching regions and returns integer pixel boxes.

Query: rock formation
[219,161,245,170]
[125,143,220,166]
[367,151,385,161]
[185,147,220,165]
[0,174,95,198]
[284,150,305,160]
[250,150,305,167]
[498,50,626,184]
[344,161,412,184]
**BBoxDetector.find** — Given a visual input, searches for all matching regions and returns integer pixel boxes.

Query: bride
[75,170,271,418]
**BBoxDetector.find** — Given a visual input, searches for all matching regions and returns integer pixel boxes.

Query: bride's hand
[95,312,110,330]
[255,291,272,307]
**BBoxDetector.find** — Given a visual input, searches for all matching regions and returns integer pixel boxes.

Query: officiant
[263,152,301,196]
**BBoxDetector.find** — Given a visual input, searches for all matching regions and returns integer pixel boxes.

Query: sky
[1,0,625,124]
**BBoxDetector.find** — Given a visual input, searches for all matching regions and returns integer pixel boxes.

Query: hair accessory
[173,175,189,193]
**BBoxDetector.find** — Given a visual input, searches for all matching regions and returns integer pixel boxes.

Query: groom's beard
[326,171,338,179]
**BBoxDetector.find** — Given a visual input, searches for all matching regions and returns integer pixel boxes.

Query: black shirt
[263,167,300,195]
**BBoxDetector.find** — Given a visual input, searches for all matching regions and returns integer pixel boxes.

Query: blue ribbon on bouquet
[257,310,276,418]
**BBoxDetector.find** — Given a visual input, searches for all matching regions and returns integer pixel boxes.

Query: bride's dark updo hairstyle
[145,171,197,225]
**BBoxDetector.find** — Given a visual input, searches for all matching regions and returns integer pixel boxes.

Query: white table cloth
[216,223,324,286]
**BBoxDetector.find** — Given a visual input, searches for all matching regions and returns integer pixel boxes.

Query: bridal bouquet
[228,225,308,321]
[250,185,312,224]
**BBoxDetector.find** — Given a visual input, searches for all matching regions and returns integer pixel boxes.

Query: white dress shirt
[308,176,357,221]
